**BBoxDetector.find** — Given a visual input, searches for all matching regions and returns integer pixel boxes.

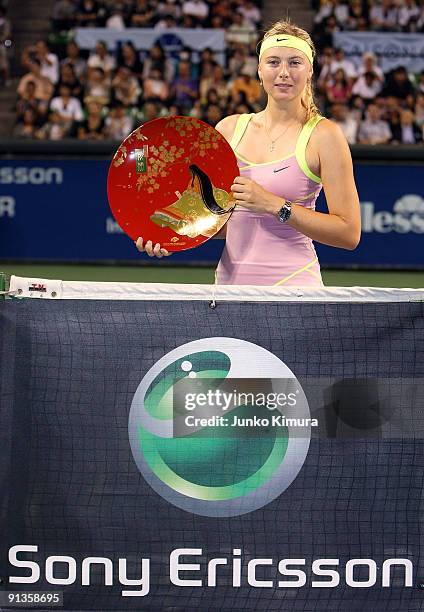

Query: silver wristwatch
[277,200,292,223]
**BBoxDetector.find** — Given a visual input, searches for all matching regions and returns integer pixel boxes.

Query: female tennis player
[136,19,361,287]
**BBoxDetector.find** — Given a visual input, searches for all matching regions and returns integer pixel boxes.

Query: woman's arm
[211,115,239,241]
[212,225,227,239]
[214,114,240,140]
[287,119,361,249]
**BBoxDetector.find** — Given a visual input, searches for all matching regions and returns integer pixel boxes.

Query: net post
[0,272,6,300]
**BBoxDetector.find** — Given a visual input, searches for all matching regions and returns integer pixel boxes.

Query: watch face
[107,116,239,251]
[278,203,291,223]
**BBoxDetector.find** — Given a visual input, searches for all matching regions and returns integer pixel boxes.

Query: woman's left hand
[230,176,279,214]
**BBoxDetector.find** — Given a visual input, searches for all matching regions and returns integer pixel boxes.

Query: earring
[259,78,263,86]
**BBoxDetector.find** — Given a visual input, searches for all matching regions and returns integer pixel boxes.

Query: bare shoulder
[312,117,350,149]
[214,114,241,142]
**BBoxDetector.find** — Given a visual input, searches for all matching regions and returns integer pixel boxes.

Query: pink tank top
[215,113,325,287]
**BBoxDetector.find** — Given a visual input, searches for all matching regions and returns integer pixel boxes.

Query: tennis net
[0,277,423,611]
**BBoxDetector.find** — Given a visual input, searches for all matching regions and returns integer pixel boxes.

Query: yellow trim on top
[273,257,319,286]
[236,151,296,168]
[288,187,321,203]
[232,113,324,184]
[230,113,253,150]
[295,116,324,184]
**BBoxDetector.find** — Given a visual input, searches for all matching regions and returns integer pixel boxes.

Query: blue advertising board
[0,159,423,266]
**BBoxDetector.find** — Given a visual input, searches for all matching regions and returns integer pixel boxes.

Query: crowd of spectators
[14,36,264,140]
[11,0,424,144]
[50,0,262,32]
[0,2,12,86]
[313,0,424,41]
[311,0,424,143]
[315,46,423,143]
[14,0,263,140]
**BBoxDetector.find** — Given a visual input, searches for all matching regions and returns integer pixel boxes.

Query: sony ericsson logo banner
[128,338,311,517]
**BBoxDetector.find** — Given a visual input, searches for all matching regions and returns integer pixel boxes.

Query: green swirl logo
[129,338,310,516]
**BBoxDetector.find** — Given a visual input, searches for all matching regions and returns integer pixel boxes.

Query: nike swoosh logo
[273,166,290,173]
[276,38,289,41]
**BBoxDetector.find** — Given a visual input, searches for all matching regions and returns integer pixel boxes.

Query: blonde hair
[258,19,320,120]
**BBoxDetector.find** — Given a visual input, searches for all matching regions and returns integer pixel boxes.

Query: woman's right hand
[135,237,172,258]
